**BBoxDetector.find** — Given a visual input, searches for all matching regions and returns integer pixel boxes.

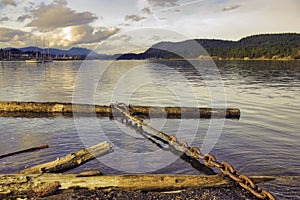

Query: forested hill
[118,33,300,60]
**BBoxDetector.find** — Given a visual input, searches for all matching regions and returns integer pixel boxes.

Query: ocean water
[0,60,299,198]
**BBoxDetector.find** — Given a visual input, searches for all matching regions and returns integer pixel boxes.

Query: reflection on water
[0,60,299,176]
[0,61,82,102]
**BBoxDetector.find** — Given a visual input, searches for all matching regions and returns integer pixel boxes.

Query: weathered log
[0,101,240,119]
[0,144,49,159]
[0,173,278,198]
[0,101,110,113]
[19,142,113,174]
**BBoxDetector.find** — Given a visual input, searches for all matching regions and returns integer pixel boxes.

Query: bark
[19,142,113,174]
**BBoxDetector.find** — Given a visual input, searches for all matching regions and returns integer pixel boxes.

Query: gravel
[40,186,258,200]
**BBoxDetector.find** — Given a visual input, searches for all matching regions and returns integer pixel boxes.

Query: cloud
[150,35,161,41]
[2,0,120,48]
[0,24,119,48]
[0,28,26,42]
[222,4,241,12]
[141,7,152,14]
[44,25,120,47]
[125,14,146,22]
[26,0,98,31]
[72,25,120,44]
[147,0,179,7]
[17,14,32,22]
[95,34,147,54]
[1,0,16,6]
[0,28,34,46]
[138,0,180,14]
[53,0,67,6]
[0,17,9,22]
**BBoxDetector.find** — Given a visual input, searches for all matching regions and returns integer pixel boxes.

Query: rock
[33,181,60,197]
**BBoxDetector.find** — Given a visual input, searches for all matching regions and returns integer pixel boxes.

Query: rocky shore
[39,186,258,200]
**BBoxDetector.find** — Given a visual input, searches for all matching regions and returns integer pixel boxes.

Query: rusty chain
[111,103,276,200]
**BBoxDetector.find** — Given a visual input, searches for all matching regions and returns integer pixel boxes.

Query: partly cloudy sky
[0,0,299,53]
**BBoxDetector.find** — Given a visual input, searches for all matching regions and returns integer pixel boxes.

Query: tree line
[118,33,300,60]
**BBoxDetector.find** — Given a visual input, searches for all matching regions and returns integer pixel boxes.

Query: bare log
[128,105,240,119]
[0,145,49,159]
[0,173,278,198]
[19,142,113,174]
[0,101,240,119]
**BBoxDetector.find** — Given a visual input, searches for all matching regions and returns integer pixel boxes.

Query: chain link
[111,103,276,200]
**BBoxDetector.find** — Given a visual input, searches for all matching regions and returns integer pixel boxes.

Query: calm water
[0,60,299,198]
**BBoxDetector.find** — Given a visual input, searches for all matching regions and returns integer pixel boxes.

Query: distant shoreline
[1,33,299,62]
[145,57,299,61]
[1,57,299,62]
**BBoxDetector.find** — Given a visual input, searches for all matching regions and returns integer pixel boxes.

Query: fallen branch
[0,145,49,159]
[19,142,113,174]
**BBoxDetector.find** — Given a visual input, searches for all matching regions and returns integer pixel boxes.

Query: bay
[0,60,299,198]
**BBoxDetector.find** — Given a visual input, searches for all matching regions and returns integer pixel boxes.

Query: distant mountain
[68,47,93,55]
[19,46,97,56]
[118,33,300,60]
[3,46,117,60]
[1,45,121,60]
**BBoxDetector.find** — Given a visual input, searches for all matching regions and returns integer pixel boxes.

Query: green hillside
[118,33,300,60]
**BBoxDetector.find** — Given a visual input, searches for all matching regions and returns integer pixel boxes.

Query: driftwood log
[0,173,277,198]
[0,101,240,119]
[0,145,49,159]
[19,142,113,174]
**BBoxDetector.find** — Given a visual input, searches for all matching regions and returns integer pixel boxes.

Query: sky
[0,0,299,54]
